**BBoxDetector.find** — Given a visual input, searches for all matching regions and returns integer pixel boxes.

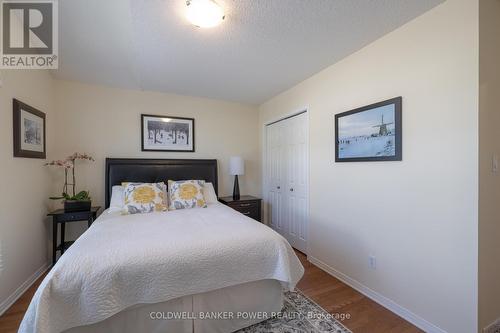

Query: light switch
[493,154,499,173]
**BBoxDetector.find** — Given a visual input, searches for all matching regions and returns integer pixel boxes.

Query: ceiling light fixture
[185,0,225,28]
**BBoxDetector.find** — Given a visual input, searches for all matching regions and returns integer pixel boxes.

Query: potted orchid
[46,153,95,212]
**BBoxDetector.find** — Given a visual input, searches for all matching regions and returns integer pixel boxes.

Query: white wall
[0,70,55,313]
[0,2,488,331]
[478,0,500,330]
[53,80,260,237]
[0,76,260,310]
[259,0,479,332]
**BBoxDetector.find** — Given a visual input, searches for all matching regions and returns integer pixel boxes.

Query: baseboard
[483,317,500,333]
[307,255,447,333]
[0,262,50,316]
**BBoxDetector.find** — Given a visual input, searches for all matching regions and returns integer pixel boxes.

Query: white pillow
[203,182,218,204]
[108,185,125,213]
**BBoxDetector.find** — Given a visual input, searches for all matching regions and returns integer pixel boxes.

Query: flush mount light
[186,0,225,28]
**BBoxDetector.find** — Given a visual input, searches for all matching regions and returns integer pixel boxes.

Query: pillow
[168,180,207,210]
[108,185,125,213]
[122,182,169,207]
[203,182,218,204]
[122,182,168,215]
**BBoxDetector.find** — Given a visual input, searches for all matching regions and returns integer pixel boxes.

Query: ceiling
[53,0,444,105]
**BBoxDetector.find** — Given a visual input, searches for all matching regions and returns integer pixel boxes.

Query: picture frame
[13,99,46,159]
[335,97,402,162]
[141,114,195,152]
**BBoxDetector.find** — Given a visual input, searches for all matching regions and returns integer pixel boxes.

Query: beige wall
[259,1,479,332]
[0,70,55,311]
[0,1,492,331]
[53,80,260,236]
[0,77,260,310]
[478,0,500,330]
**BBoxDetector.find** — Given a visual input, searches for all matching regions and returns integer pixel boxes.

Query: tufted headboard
[105,158,218,208]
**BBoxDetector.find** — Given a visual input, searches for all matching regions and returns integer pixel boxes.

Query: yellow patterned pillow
[168,180,207,210]
[122,182,168,215]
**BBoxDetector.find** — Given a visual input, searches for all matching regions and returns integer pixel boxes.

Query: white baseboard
[307,255,447,333]
[0,262,50,316]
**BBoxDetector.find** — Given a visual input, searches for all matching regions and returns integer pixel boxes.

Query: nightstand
[48,207,101,265]
[219,196,262,222]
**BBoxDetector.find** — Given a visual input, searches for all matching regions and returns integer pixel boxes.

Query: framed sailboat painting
[335,97,402,162]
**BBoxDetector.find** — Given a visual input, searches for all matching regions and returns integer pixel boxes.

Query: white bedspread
[19,203,304,333]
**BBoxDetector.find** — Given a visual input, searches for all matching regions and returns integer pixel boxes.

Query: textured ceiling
[53,0,444,105]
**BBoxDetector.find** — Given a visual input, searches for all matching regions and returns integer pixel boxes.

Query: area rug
[236,289,352,333]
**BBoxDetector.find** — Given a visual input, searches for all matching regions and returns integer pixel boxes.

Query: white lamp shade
[229,156,245,176]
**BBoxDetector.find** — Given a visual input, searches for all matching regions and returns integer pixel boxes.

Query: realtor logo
[1,0,58,69]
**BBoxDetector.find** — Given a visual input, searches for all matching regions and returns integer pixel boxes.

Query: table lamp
[229,156,244,200]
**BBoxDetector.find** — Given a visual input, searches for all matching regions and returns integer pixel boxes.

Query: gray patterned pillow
[122,182,168,215]
[168,180,207,210]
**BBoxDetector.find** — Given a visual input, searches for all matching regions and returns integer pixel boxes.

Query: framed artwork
[141,114,195,152]
[335,97,402,162]
[13,99,46,159]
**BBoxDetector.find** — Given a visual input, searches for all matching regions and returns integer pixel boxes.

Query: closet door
[284,113,308,253]
[265,112,308,254]
[266,121,285,235]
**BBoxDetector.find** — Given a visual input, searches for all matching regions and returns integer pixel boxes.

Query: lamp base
[232,175,240,200]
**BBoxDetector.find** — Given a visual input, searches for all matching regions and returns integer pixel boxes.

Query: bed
[19,158,304,333]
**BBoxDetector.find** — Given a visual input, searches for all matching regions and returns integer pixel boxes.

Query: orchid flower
[45,153,94,200]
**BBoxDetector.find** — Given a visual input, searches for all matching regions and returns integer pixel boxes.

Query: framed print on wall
[141,114,195,152]
[13,99,46,159]
[335,97,402,162]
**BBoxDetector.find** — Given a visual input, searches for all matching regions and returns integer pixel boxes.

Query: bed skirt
[65,279,283,333]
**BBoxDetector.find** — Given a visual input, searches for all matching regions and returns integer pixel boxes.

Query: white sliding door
[265,112,308,253]
[266,120,285,235]
[284,113,308,252]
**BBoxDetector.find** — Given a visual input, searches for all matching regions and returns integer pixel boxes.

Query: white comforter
[19,203,304,333]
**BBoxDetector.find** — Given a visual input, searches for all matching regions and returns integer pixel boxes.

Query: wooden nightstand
[48,207,100,265]
[219,196,262,222]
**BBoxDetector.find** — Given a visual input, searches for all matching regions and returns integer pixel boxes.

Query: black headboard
[105,158,218,208]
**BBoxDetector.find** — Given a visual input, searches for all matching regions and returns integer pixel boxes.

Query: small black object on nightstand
[48,207,100,265]
[219,195,261,222]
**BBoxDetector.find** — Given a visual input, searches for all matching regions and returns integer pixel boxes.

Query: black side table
[219,196,262,222]
[48,207,100,265]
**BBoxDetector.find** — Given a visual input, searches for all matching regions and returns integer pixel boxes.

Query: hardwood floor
[0,272,47,333]
[0,253,421,333]
[295,251,422,333]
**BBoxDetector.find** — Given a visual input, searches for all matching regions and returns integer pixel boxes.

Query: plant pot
[64,200,91,212]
